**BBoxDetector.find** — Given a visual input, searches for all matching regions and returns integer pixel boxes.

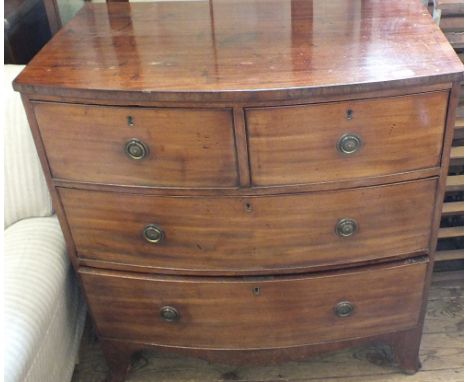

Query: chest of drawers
[13,1,463,381]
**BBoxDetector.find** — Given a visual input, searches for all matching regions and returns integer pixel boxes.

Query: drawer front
[33,103,238,187]
[60,178,436,274]
[246,92,448,186]
[80,260,427,349]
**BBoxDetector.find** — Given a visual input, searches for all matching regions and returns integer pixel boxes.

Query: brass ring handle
[337,133,361,155]
[335,218,358,237]
[335,301,354,318]
[143,224,164,244]
[124,138,148,160]
[160,306,180,322]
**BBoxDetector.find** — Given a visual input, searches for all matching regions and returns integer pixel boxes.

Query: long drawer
[33,102,238,188]
[60,178,437,274]
[246,91,448,186]
[80,259,427,349]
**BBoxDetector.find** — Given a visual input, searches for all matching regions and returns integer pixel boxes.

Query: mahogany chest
[13,1,463,381]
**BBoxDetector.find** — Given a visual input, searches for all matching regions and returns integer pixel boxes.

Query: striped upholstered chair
[4,65,86,382]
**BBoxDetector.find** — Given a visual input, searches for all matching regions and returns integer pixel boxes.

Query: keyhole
[127,116,135,126]
[252,287,261,296]
[346,109,353,120]
[245,202,253,212]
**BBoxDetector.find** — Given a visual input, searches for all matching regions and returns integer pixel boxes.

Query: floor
[72,270,464,382]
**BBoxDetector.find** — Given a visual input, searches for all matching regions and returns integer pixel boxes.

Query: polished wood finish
[33,102,238,187]
[12,1,463,102]
[19,82,453,108]
[73,273,463,381]
[60,179,436,275]
[389,327,423,374]
[247,92,448,186]
[53,166,442,197]
[14,1,462,380]
[81,259,427,349]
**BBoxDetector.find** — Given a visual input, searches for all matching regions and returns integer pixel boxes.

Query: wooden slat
[435,249,464,261]
[439,16,464,32]
[438,226,464,239]
[435,0,464,15]
[445,31,464,49]
[453,117,464,140]
[431,269,464,282]
[445,175,464,192]
[441,201,464,215]
[450,146,464,159]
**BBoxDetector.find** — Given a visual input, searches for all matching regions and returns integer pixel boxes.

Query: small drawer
[33,102,238,188]
[246,91,448,186]
[80,259,427,349]
[59,178,436,275]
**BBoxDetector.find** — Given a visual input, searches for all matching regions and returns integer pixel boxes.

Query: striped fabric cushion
[4,216,85,382]
[4,65,52,228]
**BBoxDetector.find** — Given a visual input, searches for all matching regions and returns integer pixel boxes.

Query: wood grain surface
[247,92,448,186]
[33,102,238,187]
[59,179,436,275]
[80,260,427,349]
[13,0,463,102]
[12,0,463,379]
[71,271,464,382]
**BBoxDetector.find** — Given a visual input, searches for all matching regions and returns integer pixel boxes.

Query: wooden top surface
[14,0,463,102]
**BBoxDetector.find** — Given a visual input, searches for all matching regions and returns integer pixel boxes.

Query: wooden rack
[429,0,464,265]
